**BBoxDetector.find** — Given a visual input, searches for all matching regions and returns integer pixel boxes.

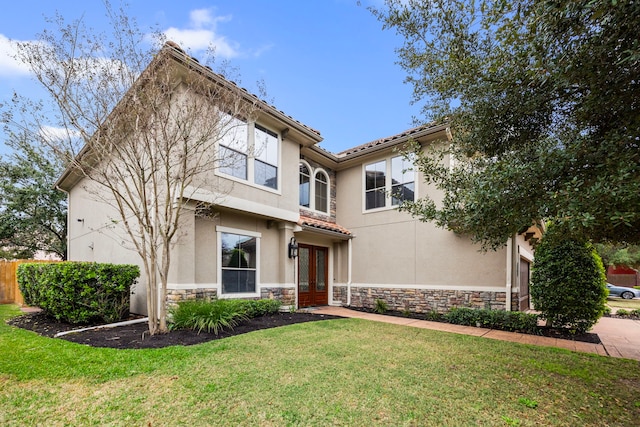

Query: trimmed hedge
[241,299,282,317]
[17,262,139,324]
[444,307,539,334]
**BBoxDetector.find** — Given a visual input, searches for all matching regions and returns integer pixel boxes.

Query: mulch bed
[7,311,342,349]
[348,307,602,344]
[7,306,602,349]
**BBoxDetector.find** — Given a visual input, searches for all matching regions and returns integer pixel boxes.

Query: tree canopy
[370,0,640,249]
[0,133,67,260]
[594,243,640,269]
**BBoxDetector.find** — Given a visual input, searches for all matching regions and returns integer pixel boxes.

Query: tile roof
[336,122,446,157]
[298,215,352,237]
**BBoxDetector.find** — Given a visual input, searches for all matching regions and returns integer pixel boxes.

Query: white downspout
[347,238,352,306]
[505,236,514,311]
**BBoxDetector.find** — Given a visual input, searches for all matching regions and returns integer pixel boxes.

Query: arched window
[299,162,311,208]
[300,162,330,213]
[315,171,329,213]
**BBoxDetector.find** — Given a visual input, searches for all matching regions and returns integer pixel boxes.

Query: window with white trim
[364,155,415,210]
[299,161,330,213]
[219,229,260,295]
[219,116,248,180]
[314,171,329,213]
[365,160,386,210]
[218,114,279,190]
[254,124,278,189]
[299,163,311,207]
[391,155,415,206]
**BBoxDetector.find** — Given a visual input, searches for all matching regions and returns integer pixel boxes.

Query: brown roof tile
[336,122,445,157]
[298,215,352,237]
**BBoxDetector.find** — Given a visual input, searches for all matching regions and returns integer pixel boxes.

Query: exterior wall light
[288,237,299,259]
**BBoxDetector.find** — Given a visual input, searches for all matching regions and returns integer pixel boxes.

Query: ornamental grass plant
[169,298,282,334]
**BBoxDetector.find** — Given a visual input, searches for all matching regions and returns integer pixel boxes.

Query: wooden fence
[0,260,60,305]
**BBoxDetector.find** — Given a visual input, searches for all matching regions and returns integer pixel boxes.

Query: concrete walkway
[311,306,640,361]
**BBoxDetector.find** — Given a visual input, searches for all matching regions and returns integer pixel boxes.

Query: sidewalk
[311,306,640,361]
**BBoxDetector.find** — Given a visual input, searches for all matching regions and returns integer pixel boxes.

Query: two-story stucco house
[56,43,538,315]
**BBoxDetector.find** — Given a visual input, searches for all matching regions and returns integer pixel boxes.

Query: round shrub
[530,227,607,333]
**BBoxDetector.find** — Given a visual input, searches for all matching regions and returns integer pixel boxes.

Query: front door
[298,244,328,307]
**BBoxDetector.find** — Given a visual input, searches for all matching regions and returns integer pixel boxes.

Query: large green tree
[594,243,640,269]
[370,0,640,249]
[0,132,67,259]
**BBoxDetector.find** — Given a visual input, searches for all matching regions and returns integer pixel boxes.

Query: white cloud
[39,125,81,143]
[161,8,239,58]
[0,34,33,77]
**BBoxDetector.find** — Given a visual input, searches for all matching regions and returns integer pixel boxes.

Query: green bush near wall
[530,226,608,334]
[444,307,539,334]
[17,262,139,324]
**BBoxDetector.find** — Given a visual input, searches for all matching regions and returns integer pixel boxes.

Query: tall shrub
[530,227,607,333]
[17,262,139,324]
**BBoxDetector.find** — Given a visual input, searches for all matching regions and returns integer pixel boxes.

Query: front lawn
[607,296,640,311]
[1,304,639,426]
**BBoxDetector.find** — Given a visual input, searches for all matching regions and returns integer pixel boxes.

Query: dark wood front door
[298,244,328,307]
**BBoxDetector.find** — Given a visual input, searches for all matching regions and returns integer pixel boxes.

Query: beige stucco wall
[188,125,301,216]
[335,140,508,290]
[67,179,148,314]
[65,110,306,313]
[68,179,300,313]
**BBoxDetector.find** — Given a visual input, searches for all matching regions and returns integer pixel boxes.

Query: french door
[298,244,328,307]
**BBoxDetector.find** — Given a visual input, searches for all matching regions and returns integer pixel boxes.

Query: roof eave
[333,123,450,170]
[298,224,353,240]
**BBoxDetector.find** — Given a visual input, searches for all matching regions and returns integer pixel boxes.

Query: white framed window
[364,155,415,211]
[299,161,330,213]
[218,114,280,191]
[299,162,311,208]
[365,160,386,210]
[391,156,415,206]
[254,124,278,189]
[219,116,248,180]
[217,226,261,296]
[314,170,329,213]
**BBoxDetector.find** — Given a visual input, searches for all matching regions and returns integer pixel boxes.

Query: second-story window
[365,160,386,210]
[218,114,280,191]
[315,171,328,213]
[299,161,329,214]
[254,124,278,189]
[299,164,311,207]
[364,155,415,211]
[219,116,248,180]
[391,156,415,205]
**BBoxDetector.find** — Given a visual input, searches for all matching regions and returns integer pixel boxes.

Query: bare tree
[4,3,258,334]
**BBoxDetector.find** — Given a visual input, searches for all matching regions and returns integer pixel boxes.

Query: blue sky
[0,0,421,156]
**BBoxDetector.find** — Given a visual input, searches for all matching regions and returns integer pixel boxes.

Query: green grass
[607,296,640,311]
[2,304,640,426]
